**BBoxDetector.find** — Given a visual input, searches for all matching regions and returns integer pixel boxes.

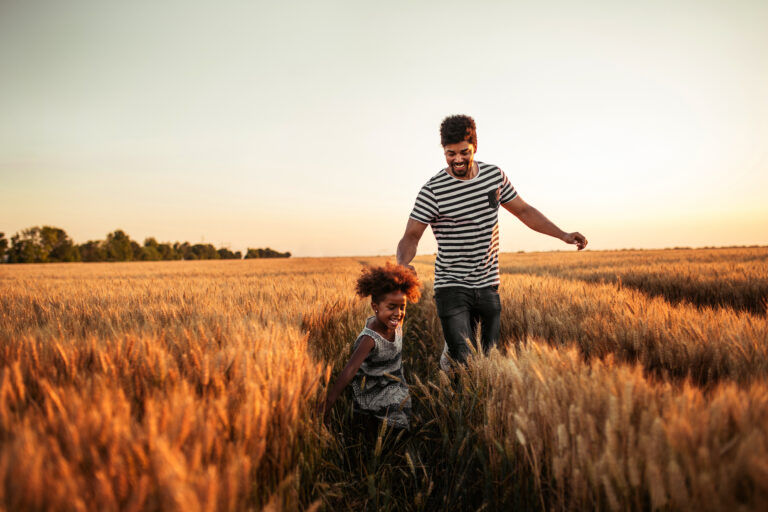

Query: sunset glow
[2,0,766,256]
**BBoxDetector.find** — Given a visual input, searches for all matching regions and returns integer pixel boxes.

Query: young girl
[321,262,421,430]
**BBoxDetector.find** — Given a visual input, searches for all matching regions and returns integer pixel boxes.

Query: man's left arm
[501,195,588,250]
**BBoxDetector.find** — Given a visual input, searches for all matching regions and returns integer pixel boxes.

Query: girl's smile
[372,290,407,339]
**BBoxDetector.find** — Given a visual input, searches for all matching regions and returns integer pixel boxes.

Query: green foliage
[188,243,220,260]
[130,241,144,261]
[0,233,8,262]
[217,247,241,260]
[79,240,106,262]
[141,238,162,261]
[6,226,80,263]
[245,247,291,259]
[171,242,221,260]
[104,230,134,261]
[157,242,178,260]
[42,226,81,262]
[173,242,189,260]
[8,228,46,263]
[2,226,255,263]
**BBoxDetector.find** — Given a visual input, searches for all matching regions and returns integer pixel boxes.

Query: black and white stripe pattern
[409,161,517,289]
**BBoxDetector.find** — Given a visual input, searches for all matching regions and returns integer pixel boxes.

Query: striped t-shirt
[409,161,517,289]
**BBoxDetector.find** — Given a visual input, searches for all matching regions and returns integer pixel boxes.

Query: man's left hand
[563,232,588,250]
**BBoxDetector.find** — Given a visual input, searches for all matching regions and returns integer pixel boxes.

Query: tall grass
[500,247,768,314]
[0,324,326,510]
[1,249,767,510]
[0,259,368,510]
[476,342,768,510]
[498,272,768,386]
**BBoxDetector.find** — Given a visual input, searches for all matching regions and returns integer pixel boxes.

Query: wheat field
[1,247,767,511]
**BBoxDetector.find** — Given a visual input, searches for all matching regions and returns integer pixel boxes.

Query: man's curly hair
[355,262,421,303]
[440,114,477,148]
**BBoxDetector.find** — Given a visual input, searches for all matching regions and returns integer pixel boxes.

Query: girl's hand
[321,336,374,428]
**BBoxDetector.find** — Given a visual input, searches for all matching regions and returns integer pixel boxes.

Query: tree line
[0,227,290,263]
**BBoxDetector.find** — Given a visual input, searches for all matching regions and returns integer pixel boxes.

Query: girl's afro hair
[355,262,421,303]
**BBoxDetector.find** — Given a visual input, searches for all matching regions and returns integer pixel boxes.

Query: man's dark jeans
[434,285,501,364]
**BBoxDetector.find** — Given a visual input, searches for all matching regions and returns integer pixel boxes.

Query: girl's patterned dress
[350,318,411,429]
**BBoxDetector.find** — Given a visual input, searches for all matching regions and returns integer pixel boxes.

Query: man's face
[443,140,476,178]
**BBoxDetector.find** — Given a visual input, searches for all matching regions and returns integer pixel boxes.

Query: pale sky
[2,0,767,256]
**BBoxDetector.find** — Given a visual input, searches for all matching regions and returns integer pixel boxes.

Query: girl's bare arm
[322,336,375,422]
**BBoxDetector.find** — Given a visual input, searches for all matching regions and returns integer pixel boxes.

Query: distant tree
[187,243,219,260]
[217,247,241,260]
[130,241,143,261]
[158,242,178,260]
[0,233,7,262]
[245,247,291,259]
[3,227,279,264]
[7,227,45,263]
[185,246,198,260]
[174,241,191,260]
[78,240,106,262]
[39,226,80,262]
[104,230,134,261]
[141,238,162,261]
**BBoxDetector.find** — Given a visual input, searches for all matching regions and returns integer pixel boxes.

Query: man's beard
[452,161,471,177]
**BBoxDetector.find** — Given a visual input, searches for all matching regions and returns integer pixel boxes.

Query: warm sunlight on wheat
[1,248,766,510]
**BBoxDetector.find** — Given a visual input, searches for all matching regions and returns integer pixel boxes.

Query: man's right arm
[396,218,428,271]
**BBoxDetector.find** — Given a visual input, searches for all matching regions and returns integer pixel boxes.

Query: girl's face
[372,290,407,332]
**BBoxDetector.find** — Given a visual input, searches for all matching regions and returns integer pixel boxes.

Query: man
[397,114,587,365]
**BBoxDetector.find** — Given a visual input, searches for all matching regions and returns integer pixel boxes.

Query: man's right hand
[562,232,588,250]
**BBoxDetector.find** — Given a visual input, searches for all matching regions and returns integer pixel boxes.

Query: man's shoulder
[425,168,450,186]
[478,161,510,184]
[416,168,451,192]
[478,161,502,173]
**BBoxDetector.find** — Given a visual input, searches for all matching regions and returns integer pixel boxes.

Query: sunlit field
[1,247,767,511]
